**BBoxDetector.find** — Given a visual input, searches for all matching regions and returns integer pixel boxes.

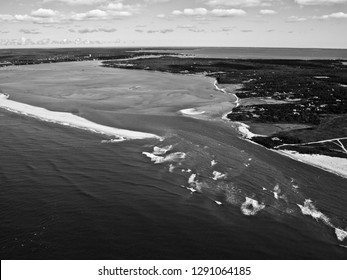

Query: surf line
[213,80,259,139]
[213,80,242,121]
[0,93,161,141]
[214,81,347,179]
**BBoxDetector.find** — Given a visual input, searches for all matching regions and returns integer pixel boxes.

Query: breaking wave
[297,199,347,241]
[335,228,347,242]
[153,145,173,155]
[142,151,186,164]
[297,199,332,226]
[212,171,227,180]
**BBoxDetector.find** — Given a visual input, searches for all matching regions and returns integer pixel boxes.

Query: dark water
[0,61,346,259]
[159,47,347,60]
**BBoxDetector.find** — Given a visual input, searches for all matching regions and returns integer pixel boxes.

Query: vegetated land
[0,48,180,65]
[103,56,347,158]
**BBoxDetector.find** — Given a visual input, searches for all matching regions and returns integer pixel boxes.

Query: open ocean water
[0,49,347,259]
[176,47,347,60]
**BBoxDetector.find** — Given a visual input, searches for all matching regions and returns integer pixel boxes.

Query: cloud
[36,38,52,45]
[210,9,246,16]
[1,9,61,24]
[144,0,170,3]
[146,29,174,33]
[0,14,15,21]
[211,27,234,32]
[70,8,132,21]
[0,36,120,46]
[260,9,277,15]
[294,0,347,5]
[104,2,125,10]
[172,8,246,17]
[135,29,144,32]
[156,14,166,18]
[172,8,208,16]
[241,29,253,32]
[188,28,205,32]
[71,9,108,20]
[314,12,347,19]
[43,0,107,5]
[0,13,53,24]
[19,29,41,34]
[69,27,117,33]
[204,0,276,7]
[31,8,59,18]
[177,24,195,28]
[286,15,307,22]
[103,2,141,13]
[0,37,36,46]
[160,28,174,33]
[1,3,136,24]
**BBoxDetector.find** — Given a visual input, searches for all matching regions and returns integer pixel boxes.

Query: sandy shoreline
[275,150,347,178]
[0,93,161,141]
[236,121,347,178]
[211,81,347,179]
[234,114,347,178]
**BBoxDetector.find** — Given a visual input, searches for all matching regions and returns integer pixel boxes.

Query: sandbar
[0,93,161,140]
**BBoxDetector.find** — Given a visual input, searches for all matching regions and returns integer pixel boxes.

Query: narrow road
[275,137,347,154]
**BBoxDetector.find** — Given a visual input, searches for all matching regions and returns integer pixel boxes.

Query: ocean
[146,47,347,60]
[0,51,347,259]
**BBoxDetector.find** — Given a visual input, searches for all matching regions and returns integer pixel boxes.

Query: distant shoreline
[101,54,347,178]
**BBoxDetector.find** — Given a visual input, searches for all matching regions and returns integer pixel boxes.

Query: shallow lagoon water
[0,61,346,259]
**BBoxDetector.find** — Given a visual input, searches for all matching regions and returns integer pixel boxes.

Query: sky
[0,0,346,48]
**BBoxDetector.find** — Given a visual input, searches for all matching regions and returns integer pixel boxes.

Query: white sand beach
[276,149,347,178]
[0,93,161,140]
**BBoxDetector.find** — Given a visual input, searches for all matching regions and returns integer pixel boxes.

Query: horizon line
[0,46,347,51]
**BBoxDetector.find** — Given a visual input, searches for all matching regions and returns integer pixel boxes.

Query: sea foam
[297,199,332,227]
[188,174,197,184]
[211,160,217,167]
[212,171,226,180]
[153,145,172,155]
[180,108,205,115]
[335,228,347,242]
[142,151,186,164]
[0,93,160,140]
[241,197,265,216]
[298,199,347,242]
[169,164,175,172]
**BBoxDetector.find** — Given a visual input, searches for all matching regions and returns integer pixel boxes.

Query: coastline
[275,150,347,179]
[236,119,347,178]
[212,80,347,179]
[4,55,345,179]
[0,93,161,141]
